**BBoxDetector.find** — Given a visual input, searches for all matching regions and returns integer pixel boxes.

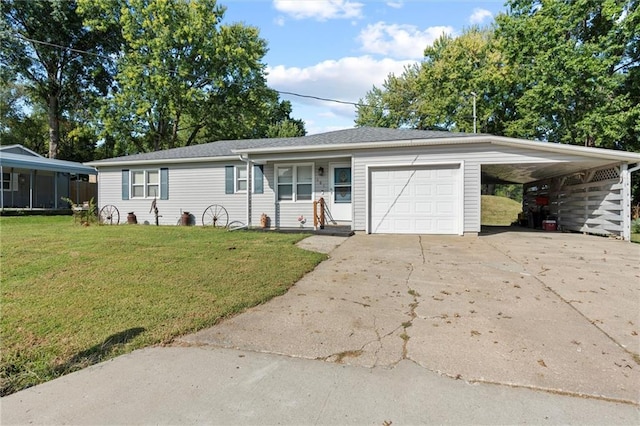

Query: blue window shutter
[160,168,169,200]
[225,166,234,194]
[253,165,264,194]
[122,170,129,200]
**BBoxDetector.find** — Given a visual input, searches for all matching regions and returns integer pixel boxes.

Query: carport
[478,138,640,240]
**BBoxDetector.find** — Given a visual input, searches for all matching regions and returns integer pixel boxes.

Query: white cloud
[267,55,415,128]
[357,22,453,59]
[469,8,493,24]
[273,0,364,21]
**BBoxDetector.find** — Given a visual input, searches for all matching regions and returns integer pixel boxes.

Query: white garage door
[370,165,461,234]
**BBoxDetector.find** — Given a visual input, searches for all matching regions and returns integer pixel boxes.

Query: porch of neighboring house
[1,170,97,214]
[1,144,98,215]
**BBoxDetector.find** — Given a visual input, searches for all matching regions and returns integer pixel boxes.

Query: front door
[329,163,352,222]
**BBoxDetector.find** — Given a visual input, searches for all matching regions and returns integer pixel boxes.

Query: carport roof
[0,146,97,175]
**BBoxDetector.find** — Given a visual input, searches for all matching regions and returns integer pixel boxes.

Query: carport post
[621,163,631,241]
[625,163,640,241]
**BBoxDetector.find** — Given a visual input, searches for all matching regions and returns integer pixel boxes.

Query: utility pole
[470,92,477,133]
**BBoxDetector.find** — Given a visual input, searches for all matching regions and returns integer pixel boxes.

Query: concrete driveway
[181,230,640,405]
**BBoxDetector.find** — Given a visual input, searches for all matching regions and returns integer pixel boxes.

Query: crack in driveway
[178,233,640,405]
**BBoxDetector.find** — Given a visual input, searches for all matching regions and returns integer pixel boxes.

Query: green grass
[0,216,326,396]
[481,195,523,226]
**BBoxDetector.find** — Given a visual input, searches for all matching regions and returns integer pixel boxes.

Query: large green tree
[0,80,49,154]
[495,0,638,148]
[1,0,119,158]
[356,28,514,134]
[80,0,304,155]
[356,0,638,151]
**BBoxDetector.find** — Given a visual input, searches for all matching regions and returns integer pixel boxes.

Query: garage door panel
[435,218,456,233]
[370,165,460,234]
[395,201,411,214]
[436,201,455,214]
[436,183,454,195]
[414,202,432,214]
[415,184,432,196]
[437,169,455,178]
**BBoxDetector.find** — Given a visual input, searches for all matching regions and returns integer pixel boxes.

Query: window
[277,164,314,201]
[131,170,159,198]
[236,167,247,192]
[2,172,15,191]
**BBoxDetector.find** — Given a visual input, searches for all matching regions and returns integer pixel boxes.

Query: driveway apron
[180,231,640,405]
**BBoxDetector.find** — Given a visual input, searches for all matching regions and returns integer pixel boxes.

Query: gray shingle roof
[88,127,477,165]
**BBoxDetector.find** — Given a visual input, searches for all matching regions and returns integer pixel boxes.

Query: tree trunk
[185,124,203,146]
[170,111,180,149]
[47,95,60,159]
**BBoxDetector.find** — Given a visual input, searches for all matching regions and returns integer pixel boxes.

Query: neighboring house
[86,127,640,240]
[0,145,97,210]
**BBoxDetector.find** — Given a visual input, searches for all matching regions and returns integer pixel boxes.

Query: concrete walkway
[2,230,639,425]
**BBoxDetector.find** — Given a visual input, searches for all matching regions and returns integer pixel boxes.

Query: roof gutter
[85,155,240,168]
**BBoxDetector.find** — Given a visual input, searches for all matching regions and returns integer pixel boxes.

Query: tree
[356,27,514,134]
[495,0,639,148]
[1,0,119,158]
[80,0,304,154]
[0,81,49,153]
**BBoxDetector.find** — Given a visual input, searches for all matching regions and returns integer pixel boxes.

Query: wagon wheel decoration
[202,204,229,228]
[99,204,120,225]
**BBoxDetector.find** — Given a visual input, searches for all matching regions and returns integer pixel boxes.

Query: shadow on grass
[1,327,147,397]
[56,327,146,375]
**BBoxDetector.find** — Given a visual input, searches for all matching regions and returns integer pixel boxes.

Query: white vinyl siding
[98,162,248,226]
[251,163,276,227]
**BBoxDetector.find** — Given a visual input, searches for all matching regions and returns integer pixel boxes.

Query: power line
[13,34,370,110]
[277,91,362,107]
[15,34,116,61]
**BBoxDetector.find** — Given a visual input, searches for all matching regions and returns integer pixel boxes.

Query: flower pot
[181,212,191,226]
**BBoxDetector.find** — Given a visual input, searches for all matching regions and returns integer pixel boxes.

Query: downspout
[239,155,251,228]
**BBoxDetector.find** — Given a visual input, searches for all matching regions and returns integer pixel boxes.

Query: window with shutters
[128,169,166,199]
[225,165,263,194]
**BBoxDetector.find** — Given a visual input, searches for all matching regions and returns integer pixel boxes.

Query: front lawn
[0,216,325,396]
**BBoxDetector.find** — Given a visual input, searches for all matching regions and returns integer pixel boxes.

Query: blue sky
[222,0,506,135]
